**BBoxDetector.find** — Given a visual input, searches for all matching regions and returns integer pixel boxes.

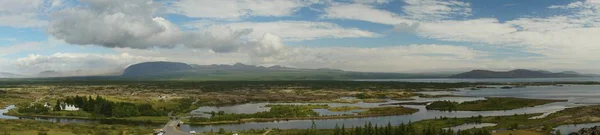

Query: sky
[1,0,600,76]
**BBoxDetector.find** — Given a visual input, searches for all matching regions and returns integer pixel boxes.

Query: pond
[554,122,600,134]
[0,105,17,119]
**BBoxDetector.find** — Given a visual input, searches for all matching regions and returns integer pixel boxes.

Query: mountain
[122,61,193,76]
[38,70,63,77]
[0,72,22,78]
[120,61,445,80]
[450,69,588,78]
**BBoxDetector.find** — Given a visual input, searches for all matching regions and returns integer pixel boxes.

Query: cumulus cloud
[47,0,289,56]
[170,0,316,20]
[184,21,380,41]
[0,42,43,56]
[15,53,164,76]
[0,0,64,28]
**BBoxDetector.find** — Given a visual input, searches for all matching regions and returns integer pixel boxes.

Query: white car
[189,131,197,134]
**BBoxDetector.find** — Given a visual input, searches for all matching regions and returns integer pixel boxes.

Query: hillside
[120,61,444,80]
[122,61,193,76]
[449,69,588,78]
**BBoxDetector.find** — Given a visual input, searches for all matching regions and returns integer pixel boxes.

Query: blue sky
[1,0,599,76]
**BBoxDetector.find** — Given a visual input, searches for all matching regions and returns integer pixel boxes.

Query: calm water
[356,77,600,83]
[0,105,17,119]
[179,85,600,132]
[554,123,600,134]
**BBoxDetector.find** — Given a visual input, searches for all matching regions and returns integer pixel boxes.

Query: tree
[54,100,62,111]
[218,128,226,134]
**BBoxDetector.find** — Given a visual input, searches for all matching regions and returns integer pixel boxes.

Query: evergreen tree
[53,100,61,111]
[334,124,340,135]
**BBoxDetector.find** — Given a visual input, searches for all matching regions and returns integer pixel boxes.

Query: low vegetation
[426,97,566,111]
[0,119,154,135]
[189,105,418,124]
[328,106,363,112]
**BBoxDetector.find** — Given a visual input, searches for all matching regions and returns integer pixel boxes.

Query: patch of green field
[358,106,419,115]
[328,106,363,112]
[0,119,154,135]
[426,97,566,111]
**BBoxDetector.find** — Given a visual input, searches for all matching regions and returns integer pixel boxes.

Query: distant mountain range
[449,69,595,78]
[119,61,444,80]
[0,61,596,80]
[0,72,22,78]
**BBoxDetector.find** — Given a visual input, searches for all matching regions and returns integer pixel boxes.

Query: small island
[425,97,566,111]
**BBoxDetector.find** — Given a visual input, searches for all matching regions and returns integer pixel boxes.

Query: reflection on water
[444,123,497,131]
[0,105,17,119]
[554,123,600,134]
[190,96,486,118]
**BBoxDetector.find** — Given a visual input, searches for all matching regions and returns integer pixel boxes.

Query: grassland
[426,97,566,111]
[2,80,599,134]
[328,106,363,112]
[0,119,155,135]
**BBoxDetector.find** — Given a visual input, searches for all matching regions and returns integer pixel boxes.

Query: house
[61,104,80,111]
[43,102,51,108]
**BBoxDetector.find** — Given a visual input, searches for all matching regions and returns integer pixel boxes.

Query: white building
[61,104,80,111]
[43,102,50,108]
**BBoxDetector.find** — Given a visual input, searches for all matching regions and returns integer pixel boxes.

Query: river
[3,84,600,133]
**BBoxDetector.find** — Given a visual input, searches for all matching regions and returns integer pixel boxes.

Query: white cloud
[170,0,316,20]
[394,1,600,70]
[402,0,471,21]
[113,44,486,73]
[352,0,392,4]
[322,3,414,25]
[415,18,519,45]
[14,53,163,76]
[47,0,290,56]
[0,0,65,28]
[0,42,43,56]
[185,21,380,41]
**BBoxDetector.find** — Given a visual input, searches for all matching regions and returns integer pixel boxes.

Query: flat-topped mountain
[450,69,590,78]
[122,61,193,76]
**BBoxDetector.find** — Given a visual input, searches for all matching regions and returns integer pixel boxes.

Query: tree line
[19,95,167,118]
[303,121,491,135]
[190,105,320,122]
[60,95,166,117]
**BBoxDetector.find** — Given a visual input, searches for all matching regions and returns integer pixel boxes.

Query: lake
[356,77,600,83]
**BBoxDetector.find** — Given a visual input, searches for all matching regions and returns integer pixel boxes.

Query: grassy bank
[426,97,566,111]
[0,119,155,135]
